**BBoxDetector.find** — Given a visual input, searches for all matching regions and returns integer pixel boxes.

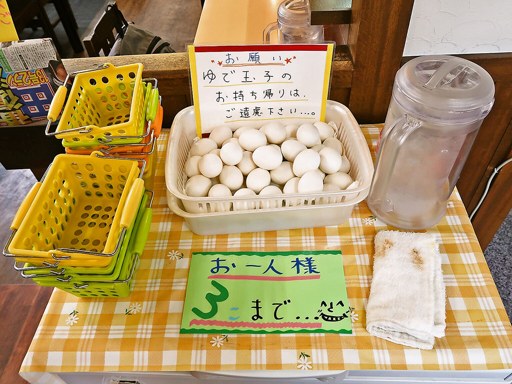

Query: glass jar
[263,0,324,44]
[366,55,495,230]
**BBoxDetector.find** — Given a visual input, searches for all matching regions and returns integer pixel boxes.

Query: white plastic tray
[165,101,374,235]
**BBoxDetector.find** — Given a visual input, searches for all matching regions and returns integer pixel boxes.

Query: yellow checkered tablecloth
[20,126,512,376]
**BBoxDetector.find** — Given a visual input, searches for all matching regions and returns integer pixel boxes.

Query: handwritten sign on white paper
[188,44,334,135]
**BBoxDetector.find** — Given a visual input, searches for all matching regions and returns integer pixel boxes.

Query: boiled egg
[233,188,257,210]
[339,155,351,173]
[292,149,320,177]
[314,121,336,141]
[260,121,287,145]
[281,139,306,162]
[323,137,344,155]
[324,172,353,190]
[189,138,217,156]
[238,128,267,151]
[246,168,271,193]
[185,175,212,197]
[209,125,233,147]
[252,145,283,170]
[219,165,244,191]
[259,185,283,208]
[184,155,201,178]
[319,146,342,174]
[298,170,324,193]
[198,153,223,178]
[237,151,257,175]
[207,183,232,212]
[270,161,295,185]
[220,141,243,166]
[284,123,299,138]
[283,177,300,194]
[296,123,321,147]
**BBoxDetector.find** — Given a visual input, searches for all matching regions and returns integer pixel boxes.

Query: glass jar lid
[394,55,495,123]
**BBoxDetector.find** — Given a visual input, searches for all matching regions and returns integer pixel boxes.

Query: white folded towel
[366,230,446,349]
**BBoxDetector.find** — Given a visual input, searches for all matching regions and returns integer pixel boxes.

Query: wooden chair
[7,0,84,56]
[82,2,129,57]
[47,0,84,54]
[7,0,64,54]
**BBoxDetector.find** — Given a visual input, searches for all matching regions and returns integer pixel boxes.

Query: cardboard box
[0,38,67,126]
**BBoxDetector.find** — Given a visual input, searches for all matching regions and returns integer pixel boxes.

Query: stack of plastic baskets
[45,63,163,190]
[3,153,152,298]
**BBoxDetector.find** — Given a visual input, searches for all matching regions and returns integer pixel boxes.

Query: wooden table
[18,126,512,384]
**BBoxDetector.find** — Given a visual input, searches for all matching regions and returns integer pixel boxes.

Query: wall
[404,0,512,56]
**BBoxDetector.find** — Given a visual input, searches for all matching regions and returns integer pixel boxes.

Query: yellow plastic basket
[46,63,146,147]
[4,153,145,267]
[25,193,153,298]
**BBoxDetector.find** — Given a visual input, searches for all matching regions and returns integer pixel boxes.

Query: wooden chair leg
[36,6,64,56]
[51,0,84,53]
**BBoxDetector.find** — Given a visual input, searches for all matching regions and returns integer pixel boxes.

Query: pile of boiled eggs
[183,121,358,211]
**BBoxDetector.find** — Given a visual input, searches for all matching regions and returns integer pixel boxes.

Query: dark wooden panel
[455,54,512,214]
[329,49,354,108]
[469,120,512,249]
[310,0,352,25]
[328,87,351,108]
[347,0,415,124]
[454,54,512,247]
[465,53,512,81]
[0,123,65,179]
[457,81,512,212]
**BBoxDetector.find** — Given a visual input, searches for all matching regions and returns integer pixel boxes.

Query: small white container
[165,101,374,235]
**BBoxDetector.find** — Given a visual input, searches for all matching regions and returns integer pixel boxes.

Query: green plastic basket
[4,153,145,267]
[26,192,151,281]
[33,195,152,298]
